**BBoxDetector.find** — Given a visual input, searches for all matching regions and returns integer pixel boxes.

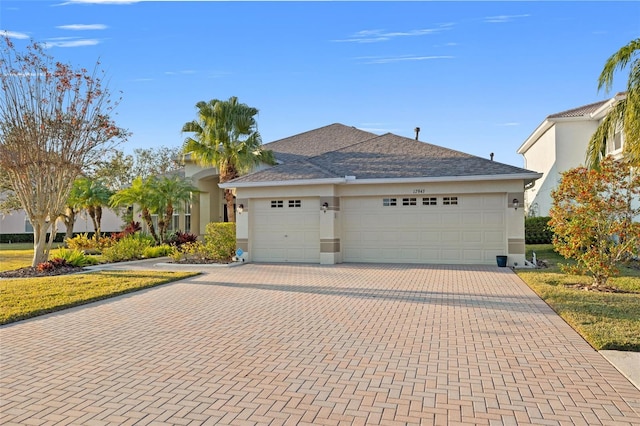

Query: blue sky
[1,1,638,168]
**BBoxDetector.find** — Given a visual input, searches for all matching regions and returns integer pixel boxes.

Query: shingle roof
[231,127,535,184]
[264,123,377,163]
[547,100,609,119]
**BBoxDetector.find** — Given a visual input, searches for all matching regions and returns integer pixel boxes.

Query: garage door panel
[251,198,320,263]
[342,194,506,265]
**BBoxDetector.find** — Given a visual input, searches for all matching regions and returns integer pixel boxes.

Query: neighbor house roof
[223,126,540,188]
[547,100,610,119]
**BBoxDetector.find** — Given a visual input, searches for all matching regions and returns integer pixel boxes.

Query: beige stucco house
[0,207,124,239]
[517,93,626,216]
[185,123,541,267]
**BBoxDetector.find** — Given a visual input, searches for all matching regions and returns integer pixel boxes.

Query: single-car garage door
[251,198,320,263]
[342,194,505,264]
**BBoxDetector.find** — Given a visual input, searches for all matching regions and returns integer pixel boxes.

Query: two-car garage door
[341,194,505,264]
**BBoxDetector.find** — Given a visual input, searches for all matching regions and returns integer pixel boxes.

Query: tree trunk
[61,207,77,241]
[225,189,235,223]
[31,217,56,267]
[88,206,100,238]
[95,206,103,238]
[141,208,160,244]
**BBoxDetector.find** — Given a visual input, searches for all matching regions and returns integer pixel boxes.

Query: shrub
[204,222,236,261]
[50,248,99,267]
[36,258,69,272]
[143,244,173,258]
[111,221,142,242]
[525,216,553,244]
[170,223,236,263]
[167,231,199,247]
[65,233,113,253]
[101,234,154,263]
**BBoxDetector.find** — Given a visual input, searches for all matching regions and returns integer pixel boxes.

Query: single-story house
[517,93,626,216]
[185,123,541,267]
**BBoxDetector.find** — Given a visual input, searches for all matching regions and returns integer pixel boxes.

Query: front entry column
[319,196,341,264]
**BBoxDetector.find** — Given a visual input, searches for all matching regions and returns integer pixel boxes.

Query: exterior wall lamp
[321,202,329,213]
[237,204,244,214]
[512,198,519,210]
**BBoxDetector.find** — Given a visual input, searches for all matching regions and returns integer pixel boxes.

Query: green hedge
[0,232,114,244]
[525,216,553,244]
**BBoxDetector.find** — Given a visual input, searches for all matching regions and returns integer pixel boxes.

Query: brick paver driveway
[2,264,639,425]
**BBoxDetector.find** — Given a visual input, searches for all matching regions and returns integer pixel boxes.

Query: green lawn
[517,244,640,351]
[0,244,198,325]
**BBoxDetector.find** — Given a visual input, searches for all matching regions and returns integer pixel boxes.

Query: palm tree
[182,96,275,223]
[73,177,113,238]
[110,177,161,244]
[587,38,640,168]
[153,174,198,243]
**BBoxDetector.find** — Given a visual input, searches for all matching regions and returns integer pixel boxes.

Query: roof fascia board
[220,173,543,189]
[517,119,553,154]
[219,177,346,189]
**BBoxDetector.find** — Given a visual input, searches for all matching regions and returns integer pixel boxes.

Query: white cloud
[57,24,108,30]
[164,70,197,75]
[498,122,520,127]
[334,26,451,43]
[0,30,30,39]
[484,14,530,23]
[357,55,454,65]
[43,39,100,48]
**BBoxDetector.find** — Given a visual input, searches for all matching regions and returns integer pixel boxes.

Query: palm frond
[598,38,640,92]
[586,100,625,169]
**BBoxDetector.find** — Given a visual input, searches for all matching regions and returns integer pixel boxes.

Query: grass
[0,243,198,325]
[517,244,640,351]
[0,243,65,271]
[0,270,199,325]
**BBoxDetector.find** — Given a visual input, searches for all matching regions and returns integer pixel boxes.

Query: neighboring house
[0,207,124,239]
[185,123,541,266]
[517,93,626,217]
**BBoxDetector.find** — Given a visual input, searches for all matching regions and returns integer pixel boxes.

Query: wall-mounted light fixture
[512,198,519,210]
[237,204,244,214]
[321,202,329,213]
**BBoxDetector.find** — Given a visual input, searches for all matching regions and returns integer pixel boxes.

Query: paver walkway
[1,264,639,425]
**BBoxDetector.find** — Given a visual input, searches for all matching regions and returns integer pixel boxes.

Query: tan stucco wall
[235,179,528,266]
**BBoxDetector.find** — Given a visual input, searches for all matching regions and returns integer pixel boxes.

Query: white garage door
[251,198,320,263]
[342,194,505,264]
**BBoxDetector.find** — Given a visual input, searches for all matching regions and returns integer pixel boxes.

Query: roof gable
[264,123,377,163]
[548,100,610,119]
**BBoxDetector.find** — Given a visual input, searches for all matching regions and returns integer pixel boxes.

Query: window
[25,218,33,233]
[422,197,437,206]
[184,200,191,233]
[402,197,417,206]
[443,196,458,205]
[383,198,397,206]
[288,200,301,208]
[607,129,624,154]
[271,200,284,208]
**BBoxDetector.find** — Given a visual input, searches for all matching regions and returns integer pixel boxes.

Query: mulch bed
[0,266,85,279]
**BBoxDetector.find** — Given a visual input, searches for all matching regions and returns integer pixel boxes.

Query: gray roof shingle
[547,99,609,119]
[230,126,536,185]
[264,123,377,163]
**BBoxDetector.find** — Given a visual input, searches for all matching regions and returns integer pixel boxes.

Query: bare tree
[0,37,127,266]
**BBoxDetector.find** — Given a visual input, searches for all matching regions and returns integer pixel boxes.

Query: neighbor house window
[383,198,397,206]
[443,196,458,205]
[607,130,624,154]
[271,200,284,208]
[172,211,180,232]
[25,218,33,233]
[288,200,301,208]
[422,197,437,206]
[402,197,417,206]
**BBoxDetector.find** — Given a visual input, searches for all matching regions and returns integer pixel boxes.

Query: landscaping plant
[549,157,640,289]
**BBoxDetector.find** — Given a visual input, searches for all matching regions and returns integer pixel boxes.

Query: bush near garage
[525,216,553,244]
[170,222,236,263]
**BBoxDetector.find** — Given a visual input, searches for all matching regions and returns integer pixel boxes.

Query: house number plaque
[412,189,426,194]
